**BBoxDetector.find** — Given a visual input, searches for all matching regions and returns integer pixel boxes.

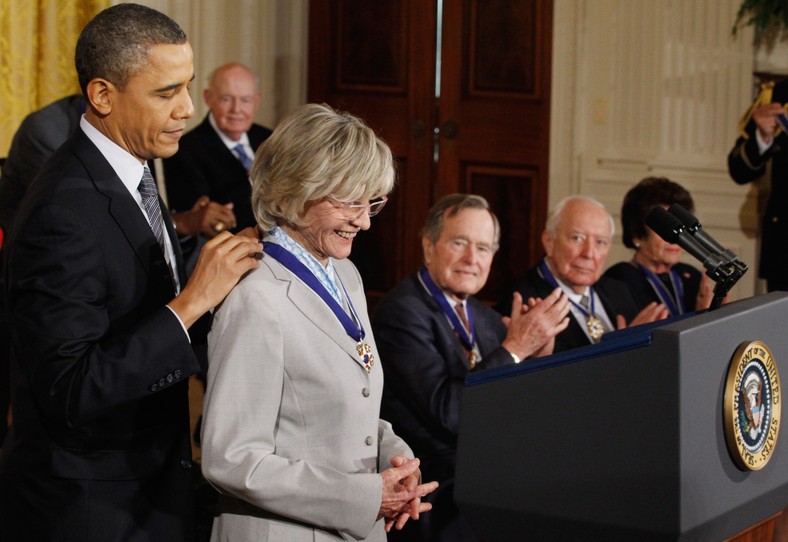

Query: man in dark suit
[728,79,788,292]
[163,62,273,236]
[0,94,84,232]
[372,193,570,542]
[0,93,84,447]
[0,5,261,541]
[498,195,667,353]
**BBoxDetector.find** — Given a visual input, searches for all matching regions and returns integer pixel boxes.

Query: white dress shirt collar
[208,112,251,152]
[79,116,146,202]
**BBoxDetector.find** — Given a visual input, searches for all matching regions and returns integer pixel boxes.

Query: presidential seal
[724,341,781,471]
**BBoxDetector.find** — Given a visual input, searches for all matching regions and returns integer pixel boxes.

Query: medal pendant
[586,315,605,342]
[357,341,375,373]
[468,349,478,369]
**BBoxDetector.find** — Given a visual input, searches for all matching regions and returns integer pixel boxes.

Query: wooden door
[308,0,436,308]
[308,0,552,306]
[438,0,553,302]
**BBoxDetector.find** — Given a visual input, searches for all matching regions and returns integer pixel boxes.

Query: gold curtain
[0,0,108,156]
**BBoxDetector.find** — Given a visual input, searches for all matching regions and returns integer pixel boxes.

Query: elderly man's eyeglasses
[327,196,388,218]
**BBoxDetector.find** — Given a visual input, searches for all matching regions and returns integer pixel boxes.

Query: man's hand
[615,301,668,329]
[753,102,784,144]
[171,196,237,238]
[501,288,570,359]
[167,231,261,328]
[378,457,438,532]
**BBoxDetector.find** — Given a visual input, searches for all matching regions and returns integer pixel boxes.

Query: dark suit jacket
[728,79,788,282]
[497,264,640,353]
[604,261,701,315]
[372,274,513,540]
[0,128,202,542]
[372,272,512,483]
[372,272,513,542]
[0,94,85,450]
[162,115,272,231]
[0,94,84,236]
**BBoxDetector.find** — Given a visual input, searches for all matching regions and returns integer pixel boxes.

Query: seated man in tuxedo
[497,195,668,353]
[372,193,571,542]
[163,62,272,237]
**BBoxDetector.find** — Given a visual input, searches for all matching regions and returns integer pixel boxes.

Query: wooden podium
[455,292,788,541]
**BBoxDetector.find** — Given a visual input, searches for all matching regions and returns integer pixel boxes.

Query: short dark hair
[421,193,500,251]
[621,176,694,248]
[75,3,187,94]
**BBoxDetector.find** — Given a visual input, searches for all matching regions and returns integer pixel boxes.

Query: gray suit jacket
[201,251,412,542]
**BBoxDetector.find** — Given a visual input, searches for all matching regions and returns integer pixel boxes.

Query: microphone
[645,206,726,274]
[667,204,739,263]
[646,206,748,311]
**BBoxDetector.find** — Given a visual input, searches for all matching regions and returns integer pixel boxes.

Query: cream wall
[120,0,308,131]
[552,0,764,299]
[127,0,765,298]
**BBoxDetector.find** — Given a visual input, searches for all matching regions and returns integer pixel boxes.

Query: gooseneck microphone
[645,206,748,311]
[667,204,738,263]
[645,207,725,273]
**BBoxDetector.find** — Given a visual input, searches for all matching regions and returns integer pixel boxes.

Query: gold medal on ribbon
[586,315,605,343]
[468,349,478,369]
[357,341,375,373]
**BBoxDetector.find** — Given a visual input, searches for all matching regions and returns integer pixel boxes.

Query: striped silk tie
[138,166,167,252]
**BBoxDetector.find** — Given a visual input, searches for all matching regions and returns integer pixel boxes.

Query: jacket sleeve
[727,124,772,185]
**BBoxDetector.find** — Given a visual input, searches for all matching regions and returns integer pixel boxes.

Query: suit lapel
[266,256,367,371]
[69,131,177,294]
[530,267,592,350]
[413,275,472,370]
[467,298,500,358]
[159,197,186,287]
[198,117,248,177]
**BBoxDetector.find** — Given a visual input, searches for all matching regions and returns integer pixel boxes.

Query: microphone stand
[708,261,746,311]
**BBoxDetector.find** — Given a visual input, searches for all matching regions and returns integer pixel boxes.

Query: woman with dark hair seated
[604,176,713,315]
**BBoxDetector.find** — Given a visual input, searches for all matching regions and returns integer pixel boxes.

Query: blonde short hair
[250,103,395,231]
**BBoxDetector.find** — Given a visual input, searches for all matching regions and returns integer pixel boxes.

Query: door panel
[439,0,552,303]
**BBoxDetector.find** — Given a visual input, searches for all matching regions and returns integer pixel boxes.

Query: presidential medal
[586,315,605,342]
[468,349,478,369]
[357,341,375,373]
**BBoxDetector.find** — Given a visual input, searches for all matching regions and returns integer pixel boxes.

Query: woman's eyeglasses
[327,196,388,219]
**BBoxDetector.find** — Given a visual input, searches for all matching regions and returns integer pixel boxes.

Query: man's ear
[421,236,434,266]
[86,78,113,117]
[541,229,556,259]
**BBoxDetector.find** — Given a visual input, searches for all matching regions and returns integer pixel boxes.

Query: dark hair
[621,176,694,248]
[421,193,500,251]
[75,3,187,94]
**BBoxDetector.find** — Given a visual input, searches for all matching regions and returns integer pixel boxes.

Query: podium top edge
[464,291,788,387]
